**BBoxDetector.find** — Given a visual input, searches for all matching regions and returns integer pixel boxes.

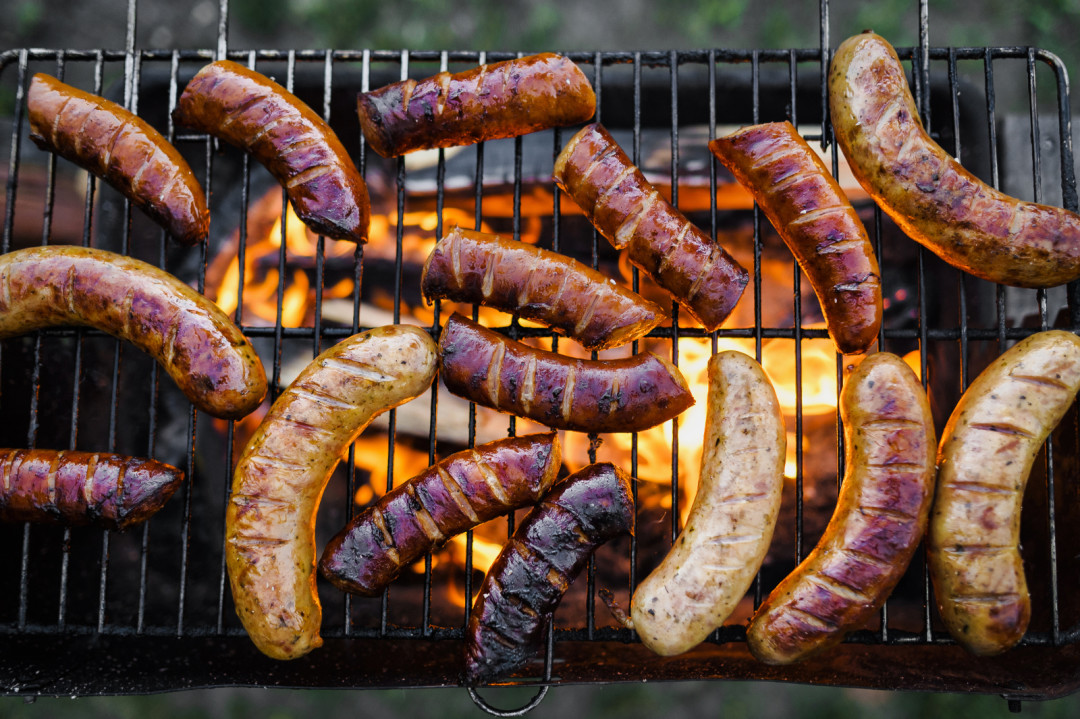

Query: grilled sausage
[709,122,882,354]
[553,123,748,331]
[438,313,693,434]
[929,330,1080,656]
[829,32,1080,289]
[0,245,266,420]
[464,462,634,684]
[747,352,936,664]
[357,53,595,158]
[174,60,370,243]
[320,432,562,597]
[227,325,437,660]
[0,449,183,530]
[631,351,785,656]
[421,226,665,351]
[27,73,209,246]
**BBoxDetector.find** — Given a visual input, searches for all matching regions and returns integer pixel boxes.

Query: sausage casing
[357,53,595,158]
[226,325,437,660]
[929,330,1080,656]
[829,32,1080,289]
[319,432,562,597]
[553,123,748,331]
[438,313,693,434]
[174,60,370,243]
[0,245,266,420]
[421,226,665,351]
[709,122,882,354]
[631,351,785,656]
[747,352,936,664]
[0,449,183,531]
[464,462,634,684]
[27,74,209,246]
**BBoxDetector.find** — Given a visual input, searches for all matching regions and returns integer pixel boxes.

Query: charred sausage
[709,122,882,354]
[437,313,693,434]
[0,449,183,531]
[227,325,437,660]
[829,32,1080,288]
[929,330,1080,656]
[319,432,562,597]
[553,123,748,331]
[421,226,665,351]
[0,245,266,420]
[747,352,936,664]
[174,60,370,243]
[357,53,595,158]
[27,73,209,246]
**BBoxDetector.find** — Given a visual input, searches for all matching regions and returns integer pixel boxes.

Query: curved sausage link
[0,246,266,420]
[357,53,595,158]
[709,122,882,354]
[553,123,748,331]
[174,60,370,243]
[27,73,208,246]
[829,32,1080,289]
[421,226,665,351]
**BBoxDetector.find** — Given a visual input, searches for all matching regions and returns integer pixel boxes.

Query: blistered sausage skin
[319,432,562,597]
[0,246,266,420]
[421,226,665,351]
[438,313,693,434]
[553,123,748,331]
[0,449,183,531]
[27,74,208,246]
[357,53,595,158]
[464,462,634,684]
[709,122,882,354]
[929,330,1080,656]
[747,353,936,664]
[631,351,785,656]
[829,32,1080,288]
[227,325,437,660]
[174,60,370,243]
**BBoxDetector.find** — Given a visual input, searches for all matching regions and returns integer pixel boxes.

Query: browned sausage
[829,32,1080,288]
[709,122,882,354]
[438,313,693,434]
[0,449,183,531]
[319,432,562,597]
[746,352,936,664]
[173,60,370,243]
[421,226,665,351]
[0,246,266,420]
[27,73,209,246]
[357,53,595,158]
[553,123,748,331]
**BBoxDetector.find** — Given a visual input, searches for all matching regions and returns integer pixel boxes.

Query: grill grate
[2,0,1080,713]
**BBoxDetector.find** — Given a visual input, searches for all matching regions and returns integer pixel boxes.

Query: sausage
[0,449,183,531]
[173,60,370,243]
[630,350,785,656]
[0,245,266,420]
[27,73,208,246]
[421,226,665,351]
[829,32,1080,289]
[437,313,694,434]
[464,462,635,684]
[319,432,562,597]
[553,123,748,331]
[226,325,437,660]
[928,330,1080,656]
[357,53,595,158]
[709,122,882,354]
[746,352,936,664]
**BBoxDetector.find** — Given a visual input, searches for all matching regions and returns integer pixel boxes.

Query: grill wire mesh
[1,0,1080,713]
